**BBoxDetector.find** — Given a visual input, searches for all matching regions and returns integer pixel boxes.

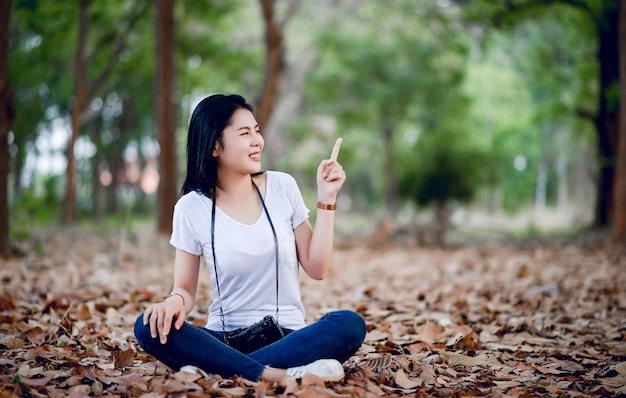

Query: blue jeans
[134,310,366,381]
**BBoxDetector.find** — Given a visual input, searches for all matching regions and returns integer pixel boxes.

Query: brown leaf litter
[0,226,625,397]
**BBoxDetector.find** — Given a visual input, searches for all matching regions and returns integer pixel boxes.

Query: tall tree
[254,0,299,131]
[0,0,14,257]
[156,0,177,235]
[461,0,620,229]
[62,0,149,223]
[9,2,76,207]
[615,0,626,240]
[304,1,470,215]
[64,0,90,224]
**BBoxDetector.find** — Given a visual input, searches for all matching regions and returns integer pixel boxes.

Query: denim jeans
[134,310,366,381]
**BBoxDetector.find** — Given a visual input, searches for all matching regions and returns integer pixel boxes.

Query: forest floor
[0,221,625,397]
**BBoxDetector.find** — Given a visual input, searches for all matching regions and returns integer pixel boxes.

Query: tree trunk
[614,0,626,240]
[592,4,620,228]
[63,0,90,224]
[381,105,398,215]
[535,158,548,210]
[106,155,123,214]
[535,124,551,210]
[255,0,285,132]
[156,0,177,236]
[12,143,23,199]
[0,0,14,257]
[557,153,568,209]
[435,200,451,248]
[90,118,102,220]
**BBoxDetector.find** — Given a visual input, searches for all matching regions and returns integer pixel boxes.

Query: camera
[225,315,284,354]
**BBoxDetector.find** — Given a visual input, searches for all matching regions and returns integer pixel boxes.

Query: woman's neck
[215,173,254,201]
[214,173,264,224]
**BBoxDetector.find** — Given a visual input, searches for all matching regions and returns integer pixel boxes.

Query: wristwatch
[316,201,337,210]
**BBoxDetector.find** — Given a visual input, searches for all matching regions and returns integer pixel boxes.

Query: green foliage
[298,0,472,209]
[9,0,265,224]
[5,0,601,233]
[177,0,264,97]
[463,53,540,211]
[397,128,487,208]
[10,175,62,234]
[460,2,598,213]
[10,0,76,166]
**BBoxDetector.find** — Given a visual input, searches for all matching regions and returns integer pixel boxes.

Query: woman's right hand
[143,295,186,344]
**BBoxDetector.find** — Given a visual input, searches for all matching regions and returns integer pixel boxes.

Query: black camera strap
[210,176,279,336]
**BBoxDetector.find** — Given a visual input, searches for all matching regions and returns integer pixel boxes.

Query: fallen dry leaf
[0,226,624,397]
[441,351,490,367]
[113,348,135,369]
[394,368,422,389]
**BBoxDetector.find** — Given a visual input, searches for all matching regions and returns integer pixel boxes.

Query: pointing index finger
[330,138,343,162]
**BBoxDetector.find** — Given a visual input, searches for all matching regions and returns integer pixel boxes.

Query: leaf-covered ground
[1,226,625,397]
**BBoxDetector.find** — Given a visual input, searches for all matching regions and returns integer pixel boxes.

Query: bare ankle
[260,367,287,383]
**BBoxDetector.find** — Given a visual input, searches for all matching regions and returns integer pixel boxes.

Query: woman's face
[213,108,264,176]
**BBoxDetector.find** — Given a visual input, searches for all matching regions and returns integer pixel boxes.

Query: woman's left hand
[316,138,346,204]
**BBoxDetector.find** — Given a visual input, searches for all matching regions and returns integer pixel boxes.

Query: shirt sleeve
[170,194,203,256]
[285,173,310,229]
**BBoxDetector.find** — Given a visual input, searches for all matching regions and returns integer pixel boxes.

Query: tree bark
[63,0,90,224]
[0,0,14,257]
[592,3,620,228]
[156,0,177,236]
[11,143,23,199]
[106,155,123,214]
[614,0,626,240]
[255,0,285,132]
[381,105,398,216]
[90,118,102,220]
[535,125,550,210]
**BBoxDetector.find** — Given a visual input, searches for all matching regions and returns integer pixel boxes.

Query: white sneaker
[286,359,345,381]
[179,365,209,377]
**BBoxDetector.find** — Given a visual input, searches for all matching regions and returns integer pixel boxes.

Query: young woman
[134,94,366,383]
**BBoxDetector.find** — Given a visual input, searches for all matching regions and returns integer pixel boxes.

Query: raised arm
[295,138,345,280]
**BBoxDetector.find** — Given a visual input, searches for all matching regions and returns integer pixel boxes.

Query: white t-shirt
[170,171,310,331]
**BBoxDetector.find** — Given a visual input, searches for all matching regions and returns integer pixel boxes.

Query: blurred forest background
[1,0,625,256]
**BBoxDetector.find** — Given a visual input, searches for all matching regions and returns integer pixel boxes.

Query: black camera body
[225,315,284,354]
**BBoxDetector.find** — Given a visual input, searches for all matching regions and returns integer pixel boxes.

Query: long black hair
[180,94,254,198]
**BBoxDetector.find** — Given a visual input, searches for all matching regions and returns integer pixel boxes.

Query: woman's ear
[212,141,221,157]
